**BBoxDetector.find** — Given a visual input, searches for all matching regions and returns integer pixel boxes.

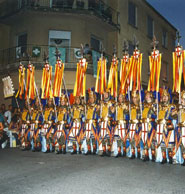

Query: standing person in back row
[68,96,85,154]
[129,90,142,159]
[141,91,156,161]
[113,93,129,157]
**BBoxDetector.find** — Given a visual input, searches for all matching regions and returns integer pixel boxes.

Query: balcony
[0,0,120,29]
[0,44,112,75]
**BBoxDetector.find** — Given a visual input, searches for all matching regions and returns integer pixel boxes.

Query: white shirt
[4,110,12,124]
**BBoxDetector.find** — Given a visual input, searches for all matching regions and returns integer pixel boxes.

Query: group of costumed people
[8,35,185,165]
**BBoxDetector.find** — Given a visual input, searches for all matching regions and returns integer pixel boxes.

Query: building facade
[0,0,177,105]
[117,0,176,88]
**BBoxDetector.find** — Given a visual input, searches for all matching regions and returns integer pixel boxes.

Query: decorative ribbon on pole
[129,48,143,91]
[25,62,36,100]
[172,45,185,93]
[73,58,88,97]
[173,31,185,125]
[148,38,162,93]
[63,75,71,109]
[120,52,130,95]
[108,54,118,98]
[120,41,132,119]
[16,63,25,99]
[128,40,143,119]
[41,61,53,99]
[53,58,65,97]
[147,36,161,119]
[95,54,107,95]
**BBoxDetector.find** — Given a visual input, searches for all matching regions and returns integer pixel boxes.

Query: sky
[147,0,185,48]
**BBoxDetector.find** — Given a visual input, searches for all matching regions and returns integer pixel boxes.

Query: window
[147,15,154,39]
[163,61,169,82]
[166,62,169,82]
[117,12,120,26]
[91,36,102,52]
[16,33,27,58]
[128,41,135,55]
[128,2,137,27]
[162,30,168,48]
[172,37,176,50]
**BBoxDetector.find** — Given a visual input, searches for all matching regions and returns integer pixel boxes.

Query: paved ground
[0,148,185,194]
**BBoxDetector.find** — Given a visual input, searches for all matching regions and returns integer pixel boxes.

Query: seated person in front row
[0,117,8,149]
[8,115,21,146]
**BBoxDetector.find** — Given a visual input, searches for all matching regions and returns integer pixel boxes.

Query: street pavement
[0,148,185,194]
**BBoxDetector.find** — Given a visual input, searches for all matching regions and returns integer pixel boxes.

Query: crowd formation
[1,88,185,166]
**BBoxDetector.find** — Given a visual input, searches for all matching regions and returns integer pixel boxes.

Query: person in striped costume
[113,93,129,157]
[156,89,176,164]
[177,91,185,165]
[82,90,99,155]
[42,98,56,153]
[129,90,141,159]
[141,91,156,161]
[31,98,43,152]
[54,94,69,154]
[20,101,31,151]
[68,96,85,154]
[98,90,114,156]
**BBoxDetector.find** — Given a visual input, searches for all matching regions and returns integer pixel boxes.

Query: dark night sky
[147,0,185,48]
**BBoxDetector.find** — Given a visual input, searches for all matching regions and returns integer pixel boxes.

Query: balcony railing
[0,0,119,29]
[0,44,112,75]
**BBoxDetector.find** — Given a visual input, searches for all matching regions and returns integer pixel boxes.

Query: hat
[75,96,81,100]
[181,90,185,99]
[145,91,153,98]
[118,92,126,98]
[60,94,67,102]
[88,90,96,100]
[132,90,139,98]
[105,88,110,93]
[161,89,170,98]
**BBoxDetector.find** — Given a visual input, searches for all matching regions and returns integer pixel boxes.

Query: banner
[2,76,15,98]
[92,50,101,78]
